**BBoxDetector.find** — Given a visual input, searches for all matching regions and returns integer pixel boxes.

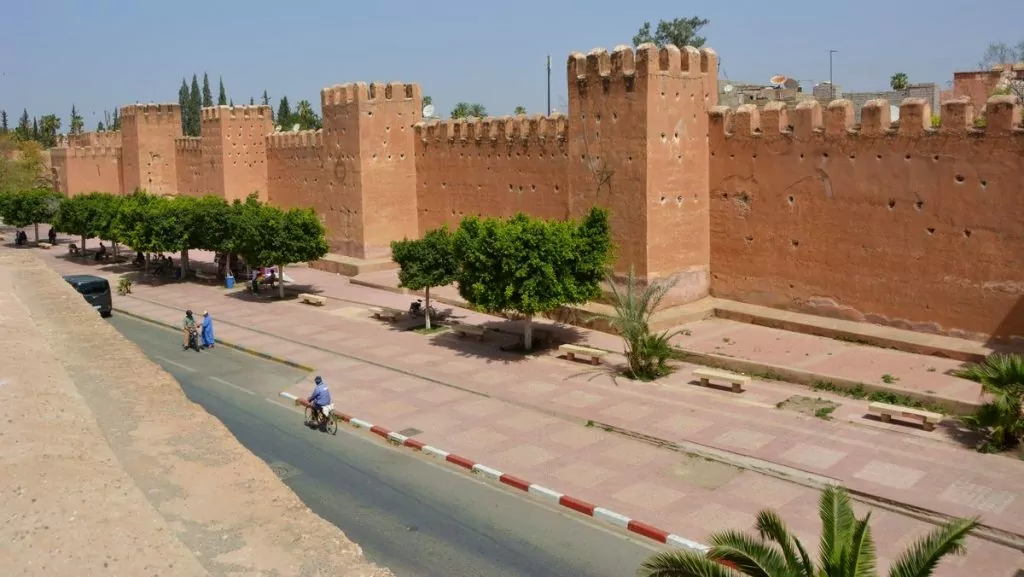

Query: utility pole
[829,50,838,100]
[547,55,552,114]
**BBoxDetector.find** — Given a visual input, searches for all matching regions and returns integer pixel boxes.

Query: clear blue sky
[2,0,1022,130]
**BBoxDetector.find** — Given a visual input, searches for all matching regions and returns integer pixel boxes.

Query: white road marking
[154,356,196,372]
[208,376,256,396]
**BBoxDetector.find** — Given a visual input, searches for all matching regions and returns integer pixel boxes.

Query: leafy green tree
[956,354,1024,452]
[890,72,910,91]
[189,75,202,136]
[0,188,62,241]
[453,207,613,350]
[69,105,84,135]
[0,140,47,194]
[53,192,99,251]
[514,105,527,115]
[633,16,710,49]
[202,72,214,107]
[294,100,322,130]
[112,191,188,266]
[450,102,487,119]
[178,78,191,136]
[231,195,329,298]
[38,114,61,148]
[391,227,458,330]
[218,76,228,106]
[422,95,433,107]
[276,96,293,128]
[638,485,977,577]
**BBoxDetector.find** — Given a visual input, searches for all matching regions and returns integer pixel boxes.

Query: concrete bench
[371,307,404,322]
[37,242,52,249]
[299,293,326,306]
[868,402,943,431]
[68,243,81,255]
[693,368,751,393]
[450,322,487,341]
[558,344,607,365]
[194,270,217,283]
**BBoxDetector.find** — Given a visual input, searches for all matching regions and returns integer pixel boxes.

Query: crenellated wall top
[414,113,567,144]
[266,129,324,149]
[568,44,717,82]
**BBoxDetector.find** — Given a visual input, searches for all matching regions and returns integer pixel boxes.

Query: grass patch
[777,395,840,420]
[812,380,947,413]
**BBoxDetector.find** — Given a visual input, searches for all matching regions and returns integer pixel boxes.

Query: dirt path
[0,251,393,577]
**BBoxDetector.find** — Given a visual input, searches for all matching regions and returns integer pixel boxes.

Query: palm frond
[637,549,737,577]
[707,530,791,577]
[886,516,979,577]
[792,537,815,577]
[843,512,878,577]
[755,510,811,576]
[817,485,857,573]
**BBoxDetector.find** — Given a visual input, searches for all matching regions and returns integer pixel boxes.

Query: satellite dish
[783,78,799,90]
[291,124,300,132]
[890,105,900,122]
[422,104,435,118]
[770,75,788,86]
[723,85,735,93]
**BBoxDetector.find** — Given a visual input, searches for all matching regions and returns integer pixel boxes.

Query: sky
[2,0,1022,131]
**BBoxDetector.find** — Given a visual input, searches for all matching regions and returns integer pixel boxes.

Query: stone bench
[37,242,52,249]
[371,307,404,323]
[194,270,217,283]
[693,368,751,393]
[450,321,487,341]
[558,344,607,365]
[868,402,944,431]
[299,293,326,306]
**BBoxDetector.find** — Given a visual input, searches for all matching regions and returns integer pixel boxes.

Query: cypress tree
[189,74,202,136]
[178,78,190,135]
[262,90,273,122]
[276,96,292,129]
[218,76,228,106]
[112,108,121,131]
[31,117,39,141]
[202,72,213,107]
[1,110,7,133]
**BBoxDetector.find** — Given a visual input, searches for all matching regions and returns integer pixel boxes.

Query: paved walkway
[20,239,1024,576]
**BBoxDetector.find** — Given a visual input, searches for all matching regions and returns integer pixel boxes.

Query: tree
[178,78,191,136]
[391,227,458,330]
[0,188,62,241]
[1,110,8,133]
[276,96,293,128]
[450,102,487,119]
[31,117,39,142]
[97,121,105,132]
[111,108,121,131]
[218,76,228,106]
[890,72,909,91]
[294,100,321,130]
[600,269,686,380]
[979,41,1024,70]
[38,115,61,148]
[202,72,214,107]
[69,105,84,135]
[956,354,1024,453]
[261,90,273,121]
[15,109,31,141]
[249,97,254,105]
[453,207,613,350]
[632,17,710,49]
[53,191,104,252]
[112,191,188,266]
[0,140,48,195]
[514,105,527,115]
[189,74,202,136]
[638,485,978,577]
[232,196,328,298]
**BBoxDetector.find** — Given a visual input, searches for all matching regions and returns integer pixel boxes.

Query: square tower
[567,44,718,302]
[199,105,274,201]
[120,104,181,195]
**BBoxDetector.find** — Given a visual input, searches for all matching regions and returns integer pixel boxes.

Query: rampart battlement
[68,146,121,159]
[415,113,568,144]
[120,103,180,122]
[710,95,1023,140]
[200,105,273,122]
[174,136,201,152]
[321,81,420,109]
[266,129,324,149]
[67,131,122,148]
[568,44,717,84]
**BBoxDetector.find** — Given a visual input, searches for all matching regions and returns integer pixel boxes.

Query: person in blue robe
[201,311,215,349]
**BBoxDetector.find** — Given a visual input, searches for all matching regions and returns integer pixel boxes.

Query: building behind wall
[50,44,1024,344]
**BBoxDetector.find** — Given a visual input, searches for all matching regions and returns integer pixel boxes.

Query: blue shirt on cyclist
[308,376,331,407]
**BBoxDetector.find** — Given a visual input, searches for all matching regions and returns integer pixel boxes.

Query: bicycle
[305,404,338,435]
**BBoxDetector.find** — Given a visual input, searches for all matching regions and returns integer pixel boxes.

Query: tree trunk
[145,253,151,272]
[33,223,39,242]
[424,286,432,330]
[180,249,190,278]
[523,315,534,351]
[278,264,285,299]
[80,234,86,255]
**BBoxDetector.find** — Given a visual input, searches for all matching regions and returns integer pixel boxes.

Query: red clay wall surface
[709,96,1024,341]
[415,115,570,233]
[174,137,204,197]
[62,147,123,196]
[120,104,180,196]
[265,130,332,241]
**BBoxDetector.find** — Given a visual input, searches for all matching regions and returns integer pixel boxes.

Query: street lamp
[829,50,838,100]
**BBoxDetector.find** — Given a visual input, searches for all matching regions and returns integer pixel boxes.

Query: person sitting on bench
[94,243,107,261]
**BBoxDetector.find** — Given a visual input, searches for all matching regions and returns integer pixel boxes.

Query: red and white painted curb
[279,391,729,561]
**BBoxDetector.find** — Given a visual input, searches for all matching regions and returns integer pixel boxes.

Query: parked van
[63,274,113,318]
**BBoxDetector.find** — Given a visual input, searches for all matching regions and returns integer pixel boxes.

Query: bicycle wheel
[304,405,316,425]
[324,414,338,435]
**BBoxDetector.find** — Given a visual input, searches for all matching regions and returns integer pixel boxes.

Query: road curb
[114,307,315,372]
[278,391,738,568]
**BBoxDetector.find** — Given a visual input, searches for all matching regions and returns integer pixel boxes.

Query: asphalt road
[109,314,659,577]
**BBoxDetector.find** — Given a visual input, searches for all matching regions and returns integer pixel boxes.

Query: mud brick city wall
[51,146,123,196]
[199,105,273,202]
[173,137,203,196]
[120,104,180,196]
[708,96,1024,340]
[414,115,570,233]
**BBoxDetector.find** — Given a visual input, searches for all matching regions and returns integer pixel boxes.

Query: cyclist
[307,376,333,427]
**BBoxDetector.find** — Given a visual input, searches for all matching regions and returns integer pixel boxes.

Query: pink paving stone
[550,390,609,409]
[598,442,666,468]
[718,473,808,510]
[443,426,511,452]
[852,460,927,490]
[491,444,559,469]
[451,397,507,418]
[684,502,758,535]
[676,319,843,366]
[611,480,687,509]
[712,428,777,451]
[415,387,468,404]
[550,461,619,489]
[545,423,608,450]
[779,442,849,470]
[375,376,429,394]
[495,411,563,432]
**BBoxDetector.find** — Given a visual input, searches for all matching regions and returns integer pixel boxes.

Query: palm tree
[955,353,1024,452]
[890,72,910,91]
[600,268,684,381]
[638,485,978,577]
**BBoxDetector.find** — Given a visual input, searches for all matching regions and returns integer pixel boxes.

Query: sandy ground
[0,250,393,576]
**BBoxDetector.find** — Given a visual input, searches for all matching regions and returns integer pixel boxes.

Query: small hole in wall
[752,153,757,159]
[674,132,679,139]
[904,153,911,160]
[744,235,753,243]
[914,200,924,211]
[531,184,536,191]
[887,199,896,209]
[876,154,882,160]
[441,182,446,188]
[822,152,829,159]
[730,154,735,159]
[932,155,939,161]
[963,229,972,238]
[926,227,936,235]
[660,196,666,204]
[790,239,800,248]
[787,195,794,205]
[849,153,856,159]
[660,132,667,141]
[400,153,405,159]
[721,192,728,200]
[676,195,683,203]
[554,184,560,191]
[955,174,965,183]
[595,114,601,122]
[980,180,987,188]
[799,153,805,159]
[612,112,618,121]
